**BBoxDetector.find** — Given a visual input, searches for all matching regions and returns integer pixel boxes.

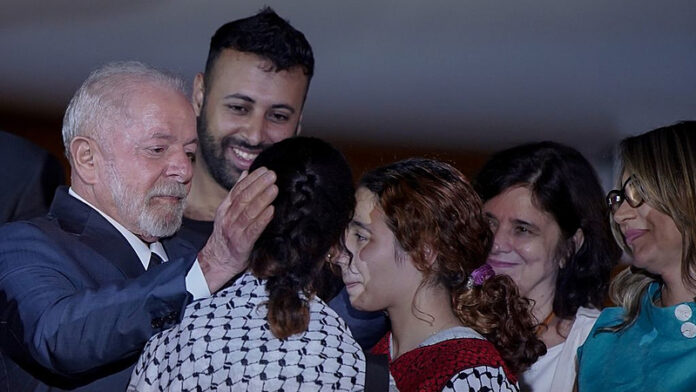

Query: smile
[486,259,519,269]
[623,229,647,246]
[231,147,259,162]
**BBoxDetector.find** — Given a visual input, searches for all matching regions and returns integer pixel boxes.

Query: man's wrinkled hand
[198,167,277,293]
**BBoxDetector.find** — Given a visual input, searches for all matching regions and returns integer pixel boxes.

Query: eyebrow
[224,93,254,103]
[350,220,371,233]
[223,93,297,113]
[147,132,174,142]
[148,133,198,146]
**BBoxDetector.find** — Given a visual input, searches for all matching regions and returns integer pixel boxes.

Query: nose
[166,148,193,184]
[242,113,268,147]
[332,249,350,267]
[612,194,636,224]
[612,197,635,224]
[490,229,511,254]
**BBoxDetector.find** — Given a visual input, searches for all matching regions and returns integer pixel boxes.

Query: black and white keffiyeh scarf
[129,271,365,391]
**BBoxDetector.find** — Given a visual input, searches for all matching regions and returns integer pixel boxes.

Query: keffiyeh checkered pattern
[373,329,519,392]
[128,271,365,391]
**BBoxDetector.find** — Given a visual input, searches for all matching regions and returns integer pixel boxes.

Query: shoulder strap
[364,353,389,392]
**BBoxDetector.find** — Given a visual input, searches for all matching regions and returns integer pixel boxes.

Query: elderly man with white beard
[0,61,278,391]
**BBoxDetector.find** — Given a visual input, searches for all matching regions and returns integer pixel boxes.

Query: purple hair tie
[466,264,495,289]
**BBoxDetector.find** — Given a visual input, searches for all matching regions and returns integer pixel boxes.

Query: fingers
[233,181,277,233]
[241,205,274,245]
[201,167,279,292]
[214,166,278,256]
[232,167,272,197]
[232,167,276,211]
[216,167,276,222]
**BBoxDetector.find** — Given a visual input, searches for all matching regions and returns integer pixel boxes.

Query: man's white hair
[61,61,187,162]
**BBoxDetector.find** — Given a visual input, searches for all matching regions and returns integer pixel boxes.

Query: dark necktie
[148,251,163,270]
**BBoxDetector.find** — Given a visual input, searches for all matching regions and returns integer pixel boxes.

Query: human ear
[560,228,584,269]
[70,136,99,184]
[423,244,438,265]
[192,73,205,116]
[295,113,303,136]
[572,228,585,252]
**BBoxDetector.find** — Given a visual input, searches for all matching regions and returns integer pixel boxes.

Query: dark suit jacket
[0,187,198,391]
[0,131,65,225]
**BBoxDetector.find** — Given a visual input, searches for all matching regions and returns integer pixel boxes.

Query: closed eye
[226,104,249,114]
[148,146,166,155]
[513,224,539,236]
[268,112,290,123]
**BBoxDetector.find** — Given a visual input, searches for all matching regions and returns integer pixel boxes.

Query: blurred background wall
[1,0,694,186]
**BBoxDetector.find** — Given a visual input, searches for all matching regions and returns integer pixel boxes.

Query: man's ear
[192,73,205,116]
[70,136,99,185]
[295,113,303,136]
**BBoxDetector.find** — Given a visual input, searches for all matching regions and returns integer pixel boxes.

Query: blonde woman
[577,121,696,391]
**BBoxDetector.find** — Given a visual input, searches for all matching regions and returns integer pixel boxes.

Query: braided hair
[248,137,354,339]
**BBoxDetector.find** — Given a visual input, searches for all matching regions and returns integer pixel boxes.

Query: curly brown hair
[360,158,545,375]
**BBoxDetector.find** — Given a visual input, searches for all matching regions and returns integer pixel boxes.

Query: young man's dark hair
[181,6,388,353]
[204,6,314,88]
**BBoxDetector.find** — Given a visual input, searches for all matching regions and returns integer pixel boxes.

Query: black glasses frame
[606,175,644,214]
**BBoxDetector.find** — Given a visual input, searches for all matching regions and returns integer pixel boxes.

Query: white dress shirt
[68,188,211,300]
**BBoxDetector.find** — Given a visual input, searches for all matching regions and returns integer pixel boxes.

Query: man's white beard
[105,163,187,239]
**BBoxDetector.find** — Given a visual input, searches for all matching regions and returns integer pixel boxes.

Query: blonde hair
[604,121,696,332]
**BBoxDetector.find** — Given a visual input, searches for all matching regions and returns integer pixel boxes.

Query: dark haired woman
[577,122,696,391]
[128,137,364,391]
[474,142,621,391]
[336,158,545,391]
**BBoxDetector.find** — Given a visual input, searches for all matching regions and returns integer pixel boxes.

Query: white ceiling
[1,0,694,164]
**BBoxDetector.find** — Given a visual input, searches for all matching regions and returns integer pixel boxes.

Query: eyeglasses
[606,175,644,214]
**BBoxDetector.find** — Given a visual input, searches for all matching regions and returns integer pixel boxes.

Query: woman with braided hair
[129,137,364,391]
[335,158,546,391]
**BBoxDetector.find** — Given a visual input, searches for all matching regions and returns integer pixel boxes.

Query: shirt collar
[68,187,168,269]
[641,281,696,339]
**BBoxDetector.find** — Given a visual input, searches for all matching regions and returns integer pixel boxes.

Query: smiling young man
[176,7,313,249]
[173,8,390,351]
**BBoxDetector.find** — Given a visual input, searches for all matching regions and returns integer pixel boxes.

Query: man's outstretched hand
[198,167,277,293]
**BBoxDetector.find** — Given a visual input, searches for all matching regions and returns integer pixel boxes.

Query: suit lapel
[49,187,145,279]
